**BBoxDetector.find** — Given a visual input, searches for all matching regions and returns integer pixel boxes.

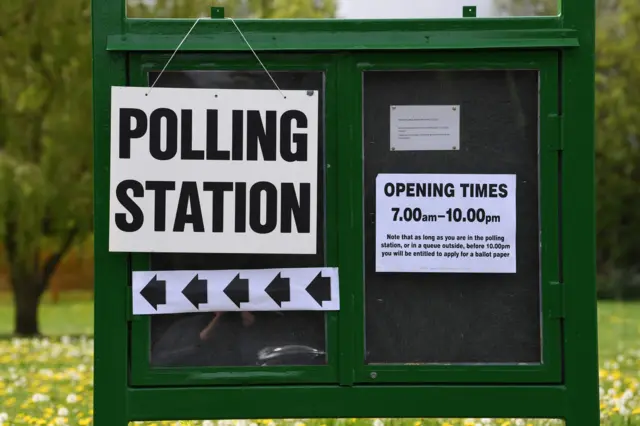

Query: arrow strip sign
[131,267,339,315]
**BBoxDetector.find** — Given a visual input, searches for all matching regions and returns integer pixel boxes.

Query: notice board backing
[92,2,598,425]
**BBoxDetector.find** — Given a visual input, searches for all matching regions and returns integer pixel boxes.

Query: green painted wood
[210,7,225,19]
[463,6,477,18]
[336,53,357,387]
[126,385,569,421]
[347,50,562,384]
[560,0,600,425]
[91,0,128,426]
[91,0,597,423]
[106,29,578,52]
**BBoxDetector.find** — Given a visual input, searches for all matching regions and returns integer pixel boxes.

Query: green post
[91,1,598,425]
[560,0,600,424]
[91,0,128,425]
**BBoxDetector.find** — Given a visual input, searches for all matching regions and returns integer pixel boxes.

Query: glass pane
[145,69,328,368]
[127,0,558,19]
[339,0,558,18]
[363,69,542,364]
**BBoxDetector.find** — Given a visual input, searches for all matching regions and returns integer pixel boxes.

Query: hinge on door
[548,281,565,319]
[547,113,563,151]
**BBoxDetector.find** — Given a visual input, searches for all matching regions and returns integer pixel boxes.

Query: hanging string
[226,17,285,98]
[146,17,203,95]
[145,16,285,99]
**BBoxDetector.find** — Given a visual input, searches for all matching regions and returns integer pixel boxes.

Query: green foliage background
[497,0,640,298]
[127,0,337,19]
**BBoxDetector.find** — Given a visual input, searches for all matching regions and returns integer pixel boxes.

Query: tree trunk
[13,281,42,336]
[5,224,78,337]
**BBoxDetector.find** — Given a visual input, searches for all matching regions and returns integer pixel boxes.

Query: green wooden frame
[345,50,563,384]
[127,53,341,386]
[92,1,598,424]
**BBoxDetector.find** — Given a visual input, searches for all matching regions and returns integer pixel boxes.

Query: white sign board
[109,86,319,254]
[376,173,516,273]
[131,267,339,315]
[390,105,460,151]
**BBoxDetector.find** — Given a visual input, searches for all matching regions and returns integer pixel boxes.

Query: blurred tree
[494,0,640,297]
[0,0,93,336]
[592,0,640,296]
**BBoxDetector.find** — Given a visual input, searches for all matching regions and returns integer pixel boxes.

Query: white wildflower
[31,393,50,402]
[65,393,78,403]
[0,413,8,422]
[373,419,385,426]
[39,369,54,377]
[57,407,69,416]
[202,421,215,426]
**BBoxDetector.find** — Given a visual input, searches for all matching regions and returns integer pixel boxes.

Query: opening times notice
[375,173,517,273]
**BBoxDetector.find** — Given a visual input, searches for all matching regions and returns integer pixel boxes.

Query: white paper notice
[376,173,516,273]
[109,86,319,254]
[131,267,339,315]
[390,105,460,151]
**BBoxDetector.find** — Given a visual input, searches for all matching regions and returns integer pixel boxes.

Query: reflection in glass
[144,70,328,368]
[339,0,557,18]
[127,0,558,19]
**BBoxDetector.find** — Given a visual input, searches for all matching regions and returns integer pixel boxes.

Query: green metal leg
[93,409,128,426]
[564,409,600,426]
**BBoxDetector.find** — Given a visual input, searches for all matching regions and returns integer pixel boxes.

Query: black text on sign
[108,87,319,254]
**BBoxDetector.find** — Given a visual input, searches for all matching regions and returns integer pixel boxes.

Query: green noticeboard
[91,1,598,425]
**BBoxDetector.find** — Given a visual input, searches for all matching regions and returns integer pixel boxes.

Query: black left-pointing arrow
[265,272,290,307]
[182,274,208,309]
[224,273,249,308]
[306,272,331,307]
[140,275,166,310]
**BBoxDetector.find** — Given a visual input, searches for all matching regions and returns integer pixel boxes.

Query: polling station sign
[108,86,319,254]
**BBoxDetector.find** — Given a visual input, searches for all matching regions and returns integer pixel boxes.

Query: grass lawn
[1,292,640,425]
[0,291,94,337]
